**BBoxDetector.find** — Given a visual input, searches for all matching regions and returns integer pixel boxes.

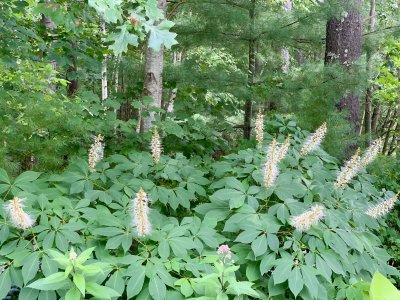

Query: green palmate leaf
[267,234,280,253]
[301,265,319,299]
[76,247,96,264]
[319,251,345,275]
[73,273,85,295]
[149,275,166,300]
[158,240,170,259]
[0,169,10,184]
[65,286,81,300]
[148,20,178,50]
[14,171,41,184]
[108,25,139,54]
[19,287,39,300]
[22,251,41,284]
[28,272,67,290]
[235,230,263,243]
[126,266,145,298]
[288,267,304,297]
[38,290,57,300]
[251,234,268,257]
[272,259,293,284]
[106,270,125,296]
[226,281,259,297]
[370,272,400,300]
[86,282,121,299]
[0,269,11,300]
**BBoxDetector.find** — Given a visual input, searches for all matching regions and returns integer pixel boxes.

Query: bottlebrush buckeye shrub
[0,120,398,300]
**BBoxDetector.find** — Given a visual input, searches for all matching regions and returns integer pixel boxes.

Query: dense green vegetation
[0,0,399,299]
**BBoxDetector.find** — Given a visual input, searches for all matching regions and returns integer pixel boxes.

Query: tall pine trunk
[364,0,376,144]
[325,1,363,135]
[243,0,256,140]
[101,20,108,101]
[281,0,292,74]
[142,0,167,132]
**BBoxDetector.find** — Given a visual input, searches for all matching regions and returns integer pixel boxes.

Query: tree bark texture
[243,0,256,140]
[101,20,108,101]
[142,0,168,132]
[325,0,363,135]
[281,0,292,74]
[364,0,376,143]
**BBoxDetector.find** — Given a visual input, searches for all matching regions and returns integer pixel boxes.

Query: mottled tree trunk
[67,41,79,97]
[41,12,57,93]
[281,0,292,74]
[364,0,376,143]
[101,20,108,101]
[243,0,256,140]
[325,0,363,135]
[142,0,168,132]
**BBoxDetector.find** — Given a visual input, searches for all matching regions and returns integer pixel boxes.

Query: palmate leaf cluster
[0,120,398,300]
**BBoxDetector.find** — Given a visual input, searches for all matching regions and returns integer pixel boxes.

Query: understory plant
[0,119,398,300]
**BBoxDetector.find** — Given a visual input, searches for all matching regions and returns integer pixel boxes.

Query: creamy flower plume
[359,138,383,170]
[88,134,104,172]
[151,127,162,164]
[335,149,361,188]
[277,135,291,161]
[255,110,264,149]
[263,139,279,188]
[366,194,397,218]
[300,123,327,156]
[4,197,35,230]
[290,205,325,232]
[132,188,151,238]
[263,136,291,188]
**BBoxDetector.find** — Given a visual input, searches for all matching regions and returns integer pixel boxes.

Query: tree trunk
[243,0,256,140]
[41,12,57,93]
[281,0,292,74]
[325,0,363,135]
[371,104,380,133]
[67,41,79,97]
[364,0,376,144]
[142,0,168,132]
[101,20,108,101]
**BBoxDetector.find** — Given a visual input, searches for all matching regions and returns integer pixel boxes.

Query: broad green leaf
[288,267,304,297]
[370,272,400,300]
[22,252,41,284]
[272,259,293,284]
[0,169,10,184]
[106,271,125,296]
[28,272,67,290]
[149,275,166,300]
[267,234,279,253]
[73,273,85,295]
[14,171,41,184]
[126,266,145,298]
[226,281,259,297]
[251,234,268,257]
[108,25,138,54]
[148,20,178,50]
[235,230,262,244]
[86,282,121,299]
[19,287,39,300]
[0,269,11,300]
[65,286,81,300]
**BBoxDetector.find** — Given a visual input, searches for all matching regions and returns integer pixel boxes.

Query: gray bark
[364,0,376,143]
[101,20,108,101]
[281,0,292,74]
[243,0,256,140]
[325,0,363,135]
[142,0,168,132]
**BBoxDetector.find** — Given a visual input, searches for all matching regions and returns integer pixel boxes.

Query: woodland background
[0,0,400,299]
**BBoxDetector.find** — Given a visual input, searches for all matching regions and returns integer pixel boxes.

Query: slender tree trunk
[325,0,363,135]
[281,0,292,74]
[67,41,79,97]
[101,20,108,101]
[41,12,57,93]
[371,104,380,133]
[142,0,167,132]
[382,109,397,155]
[243,0,256,140]
[364,0,376,143]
